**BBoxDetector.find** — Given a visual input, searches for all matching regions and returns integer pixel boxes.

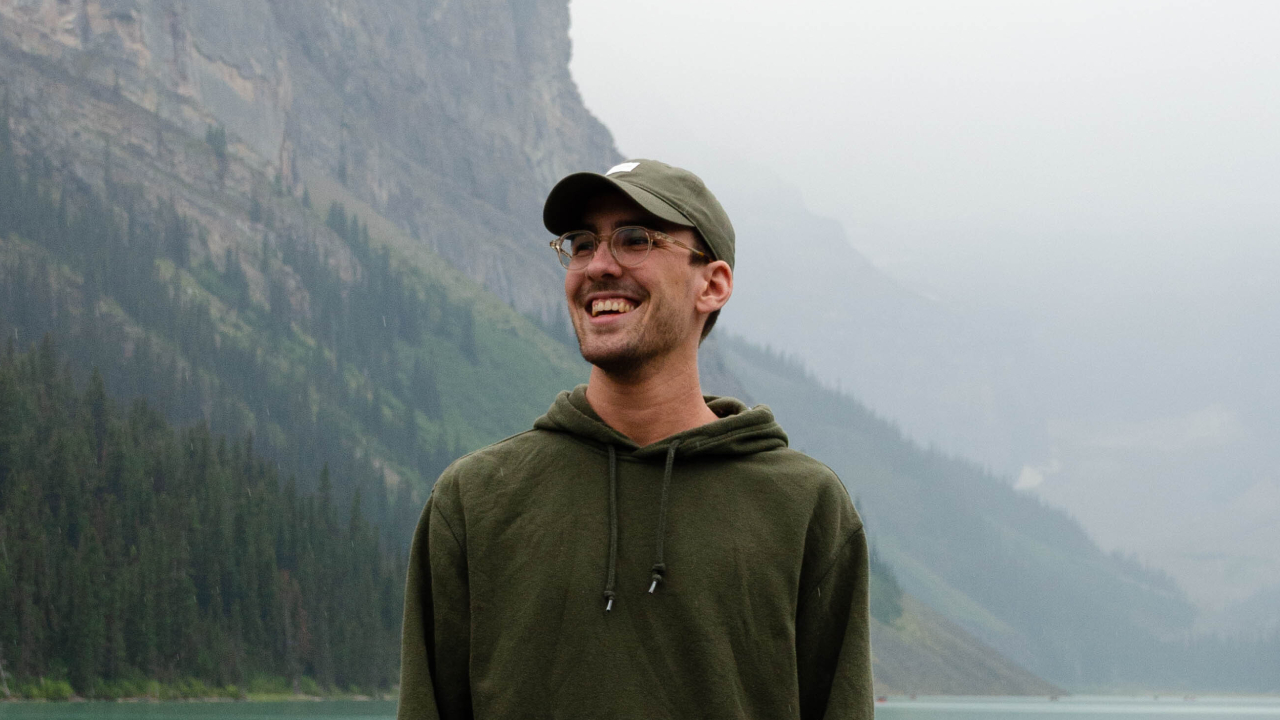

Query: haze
[570,1,1278,282]
[569,0,1280,632]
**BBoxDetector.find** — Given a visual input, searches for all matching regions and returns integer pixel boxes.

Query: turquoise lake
[2,697,1279,719]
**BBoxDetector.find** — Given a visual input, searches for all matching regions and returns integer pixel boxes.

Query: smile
[589,298,637,317]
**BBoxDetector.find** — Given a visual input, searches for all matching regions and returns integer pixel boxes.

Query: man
[398,160,872,719]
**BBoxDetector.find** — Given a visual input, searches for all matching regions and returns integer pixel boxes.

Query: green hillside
[871,596,1061,696]
[0,109,584,542]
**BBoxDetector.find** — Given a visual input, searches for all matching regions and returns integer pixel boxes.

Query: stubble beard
[572,294,687,378]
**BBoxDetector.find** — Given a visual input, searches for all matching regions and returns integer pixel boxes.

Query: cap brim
[543,173,694,235]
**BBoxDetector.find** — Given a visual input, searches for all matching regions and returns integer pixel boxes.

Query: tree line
[0,337,405,697]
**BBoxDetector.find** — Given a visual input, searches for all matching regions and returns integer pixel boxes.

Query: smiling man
[398,160,873,719]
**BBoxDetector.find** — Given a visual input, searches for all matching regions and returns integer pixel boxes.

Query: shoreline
[1,694,394,704]
[1,690,397,704]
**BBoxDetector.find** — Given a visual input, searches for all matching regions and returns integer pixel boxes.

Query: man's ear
[696,261,733,314]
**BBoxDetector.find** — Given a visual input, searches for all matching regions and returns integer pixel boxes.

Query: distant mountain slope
[704,335,1197,688]
[700,161,1045,478]
[871,597,1060,696]
[688,149,1280,622]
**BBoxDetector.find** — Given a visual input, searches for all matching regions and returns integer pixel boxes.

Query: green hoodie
[398,386,872,719]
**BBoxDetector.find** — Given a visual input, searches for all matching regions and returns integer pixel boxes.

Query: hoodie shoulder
[750,446,863,530]
[762,446,850,491]
[440,428,567,480]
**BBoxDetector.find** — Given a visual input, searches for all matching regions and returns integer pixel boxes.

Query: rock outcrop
[0,0,618,318]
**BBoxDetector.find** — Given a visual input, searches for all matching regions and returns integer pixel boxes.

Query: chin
[571,310,689,375]
[578,339,647,375]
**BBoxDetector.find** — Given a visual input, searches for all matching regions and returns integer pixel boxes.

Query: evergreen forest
[0,100,583,548]
[0,337,403,698]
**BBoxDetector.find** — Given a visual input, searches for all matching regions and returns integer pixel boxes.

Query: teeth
[590,299,636,317]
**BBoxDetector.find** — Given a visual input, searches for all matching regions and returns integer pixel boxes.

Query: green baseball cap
[543,159,736,269]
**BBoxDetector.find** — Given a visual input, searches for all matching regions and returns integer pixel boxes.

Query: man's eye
[616,229,651,249]
[568,237,597,255]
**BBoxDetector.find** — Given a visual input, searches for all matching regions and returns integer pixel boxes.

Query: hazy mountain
[689,154,1280,631]
[701,337,1206,689]
[708,160,1047,476]
[870,596,1061,696]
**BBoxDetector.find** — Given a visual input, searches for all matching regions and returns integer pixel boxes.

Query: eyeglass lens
[558,228,653,269]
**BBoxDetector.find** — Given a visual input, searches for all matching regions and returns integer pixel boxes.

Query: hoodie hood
[533,384,790,611]
[533,384,789,460]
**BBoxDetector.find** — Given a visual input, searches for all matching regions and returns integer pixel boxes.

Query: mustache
[575,280,648,304]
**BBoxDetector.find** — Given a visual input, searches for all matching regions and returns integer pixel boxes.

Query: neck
[585,345,718,447]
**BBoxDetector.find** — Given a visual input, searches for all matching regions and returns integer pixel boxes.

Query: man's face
[564,192,707,374]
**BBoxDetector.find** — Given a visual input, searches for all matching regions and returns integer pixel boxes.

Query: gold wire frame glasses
[550,226,709,270]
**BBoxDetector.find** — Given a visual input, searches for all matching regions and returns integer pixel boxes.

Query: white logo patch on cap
[606,162,640,175]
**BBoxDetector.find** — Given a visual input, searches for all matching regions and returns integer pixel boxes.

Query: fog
[569,0,1280,632]
[569,1,1279,290]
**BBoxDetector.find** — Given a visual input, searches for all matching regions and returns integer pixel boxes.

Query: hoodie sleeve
[397,478,473,720]
[795,496,874,719]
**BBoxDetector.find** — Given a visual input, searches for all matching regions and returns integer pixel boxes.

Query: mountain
[0,0,605,541]
[0,0,615,323]
[705,334,1280,690]
[702,336,1276,690]
[871,596,1060,696]
[681,155,1280,623]
[692,157,1046,477]
[6,0,1274,695]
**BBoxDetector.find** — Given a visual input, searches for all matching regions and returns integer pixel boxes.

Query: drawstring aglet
[606,597,614,612]
[648,564,665,594]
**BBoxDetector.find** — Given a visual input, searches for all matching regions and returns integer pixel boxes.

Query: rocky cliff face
[0,0,617,317]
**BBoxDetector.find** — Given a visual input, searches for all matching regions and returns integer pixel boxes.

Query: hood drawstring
[649,440,680,594]
[602,440,682,611]
[603,444,619,612]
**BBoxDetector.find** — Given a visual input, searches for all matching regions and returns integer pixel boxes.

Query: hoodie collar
[533,384,788,460]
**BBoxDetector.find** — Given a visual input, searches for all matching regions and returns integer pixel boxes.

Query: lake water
[876,696,1280,719]
[2,697,1279,719]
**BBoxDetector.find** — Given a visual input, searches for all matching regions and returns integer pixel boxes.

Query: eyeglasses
[550,226,710,270]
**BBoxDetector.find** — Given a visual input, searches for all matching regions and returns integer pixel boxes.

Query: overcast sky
[567,0,1280,312]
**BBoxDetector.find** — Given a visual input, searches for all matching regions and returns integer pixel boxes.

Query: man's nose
[583,240,622,278]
